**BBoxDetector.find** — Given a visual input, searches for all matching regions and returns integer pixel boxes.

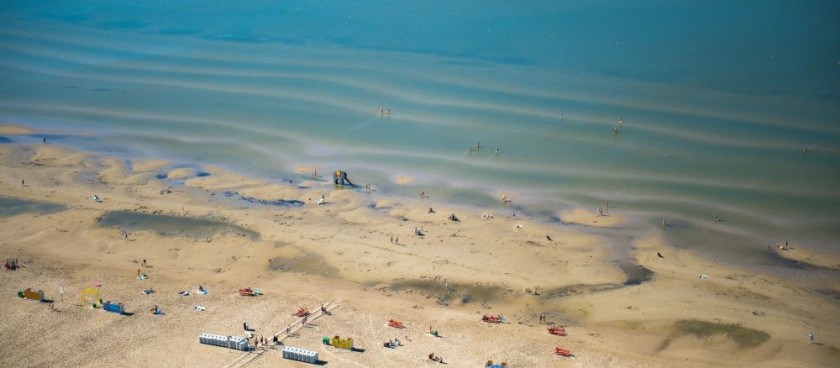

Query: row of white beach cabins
[17,289,317,363]
[199,333,318,364]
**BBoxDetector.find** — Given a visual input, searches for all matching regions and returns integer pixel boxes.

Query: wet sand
[0,142,838,367]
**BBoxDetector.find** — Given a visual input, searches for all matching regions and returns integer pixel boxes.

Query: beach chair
[555,347,573,357]
[548,326,566,336]
[482,314,501,323]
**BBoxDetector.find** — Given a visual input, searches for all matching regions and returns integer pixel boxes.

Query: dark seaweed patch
[97,211,259,240]
[268,253,339,277]
[389,279,503,305]
[224,191,304,207]
[0,196,66,217]
[816,289,840,301]
[541,283,623,299]
[620,263,654,285]
[671,320,770,348]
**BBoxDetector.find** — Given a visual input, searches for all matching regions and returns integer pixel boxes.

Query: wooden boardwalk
[221,348,267,368]
[219,301,339,368]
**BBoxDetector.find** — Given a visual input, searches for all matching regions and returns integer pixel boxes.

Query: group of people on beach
[383,337,403,348]
[252,335,273,348]
[3,258,19,271]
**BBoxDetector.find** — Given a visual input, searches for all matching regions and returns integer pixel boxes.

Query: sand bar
[1,143,838,368]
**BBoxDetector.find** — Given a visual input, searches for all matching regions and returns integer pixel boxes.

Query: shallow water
[0,196,65,217]
[1,2,838,274]
[97,211,259,241]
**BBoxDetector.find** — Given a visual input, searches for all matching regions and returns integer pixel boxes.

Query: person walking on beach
[809,332,814,343]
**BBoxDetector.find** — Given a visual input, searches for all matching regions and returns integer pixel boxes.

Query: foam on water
[1,1,838,277]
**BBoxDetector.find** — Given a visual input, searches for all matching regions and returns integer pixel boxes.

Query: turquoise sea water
[1,1,838,277]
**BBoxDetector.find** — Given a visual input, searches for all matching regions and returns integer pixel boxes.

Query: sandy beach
[1,141,838,368]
